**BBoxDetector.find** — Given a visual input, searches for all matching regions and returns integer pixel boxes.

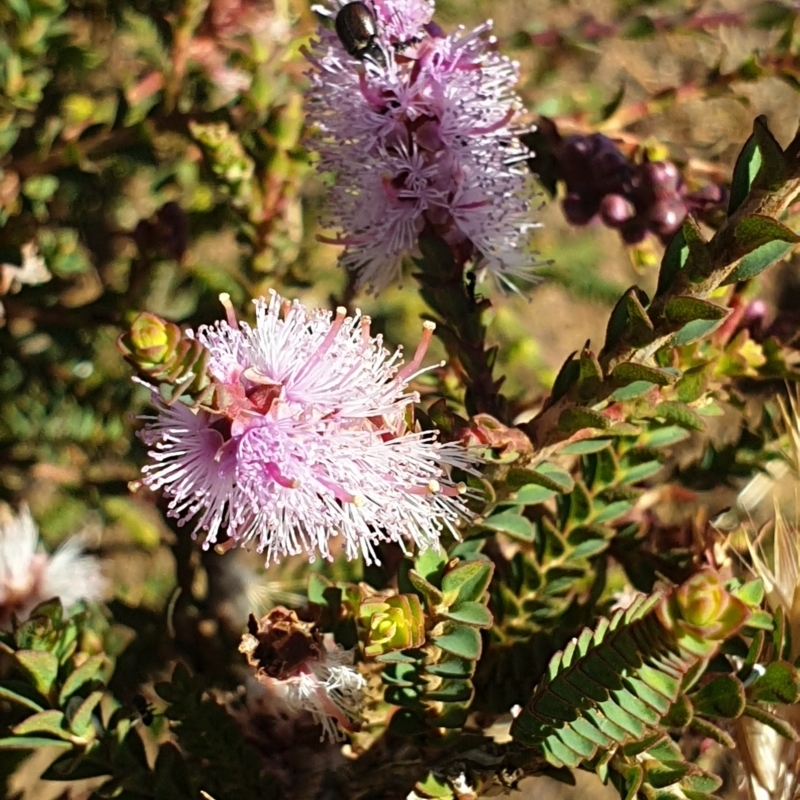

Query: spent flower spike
[137,291,475,565]
[239,607,366,742]
[0,504,106,630]
[305,0,539,292]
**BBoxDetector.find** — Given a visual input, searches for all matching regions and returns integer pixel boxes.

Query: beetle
[335,2,386,67]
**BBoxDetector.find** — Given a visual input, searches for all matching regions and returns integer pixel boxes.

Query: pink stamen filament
[218,293,238,328]
[397,321,436,382]
[265,462,298,489]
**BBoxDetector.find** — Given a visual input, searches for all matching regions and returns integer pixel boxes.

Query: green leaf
[733,579,765,608]
[0,737,73,750]
[655,401,705,431]
[664,297,728,324]
[505,468,546,490]
[743,703,800,740]
[723,239,795,285]
[656,228,689,297]
[624,290,656,345]
[620,460,662,484]
[682,772,723,794]
[526,462,575,493]
[550,354,580,403]
[559,407,611,434]
[682,215,712,266]
[727,117,787,215]
[385,684,422,706]
[622,733,672,758]
[676,364,711,403]
[640,426,691,448]
[414,548,447,582]
[728,122,761,214]
[688,715,735,748]
[425,679,474,703]
[734,214,798,252]
[609,380,656,402]
[644,760,692,788]
[306,573,331,606]
[376,650,419,664]
[58,654,105,705]
[441,601,493,628]
[382,662,420,685]
[691,675,746,718]
[593,501,634,525]
[746,610,775,631]
[481,511,536,541]
[12,710,69,739]
[506,484,557,505]
[431,624,482,660]
[748,661,800,704]
[407,570,444,608]
[0,683,45,712]
[668,318,725,348]
[612,363,675,386]
[67,690,104,738]
[569,536,611,560]
[426,657,474,679]
[578,349,603,385]
[605,287,653,350]
[441,559,494,606]
[559,439,611,455]
[15,650,59,698]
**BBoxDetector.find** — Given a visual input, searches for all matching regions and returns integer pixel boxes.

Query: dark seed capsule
[562,192,598,226]
[649,197,687,238]
[335,2,386,66]
[599,194,635,228]
[620,218,648,245]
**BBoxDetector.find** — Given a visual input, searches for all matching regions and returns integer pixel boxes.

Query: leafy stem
[524,116,800,454]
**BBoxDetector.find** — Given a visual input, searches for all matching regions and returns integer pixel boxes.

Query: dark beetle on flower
[335,2,386,66]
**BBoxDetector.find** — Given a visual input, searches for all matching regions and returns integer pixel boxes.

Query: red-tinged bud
[119,312,181,368]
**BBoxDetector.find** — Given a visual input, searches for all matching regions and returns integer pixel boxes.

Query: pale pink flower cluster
[0,504,105,630]
[305,0,539,291]
[138,291,475,565]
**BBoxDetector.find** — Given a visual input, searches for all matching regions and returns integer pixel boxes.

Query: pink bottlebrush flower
[138,291,475,565]
[0,504,106,630]
[304,0,539,292]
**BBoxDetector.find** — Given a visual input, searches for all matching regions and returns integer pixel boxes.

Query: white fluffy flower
[0,504,106,630]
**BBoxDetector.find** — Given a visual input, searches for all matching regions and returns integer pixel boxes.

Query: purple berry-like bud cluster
[538,121,724,245]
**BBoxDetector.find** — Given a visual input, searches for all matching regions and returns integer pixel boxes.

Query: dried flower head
[304,0,539,292]
[240,608,366,741]
[137,291,475,565]
[0,504,105,630]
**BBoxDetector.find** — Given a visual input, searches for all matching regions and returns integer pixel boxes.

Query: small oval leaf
[432,624,482,660]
